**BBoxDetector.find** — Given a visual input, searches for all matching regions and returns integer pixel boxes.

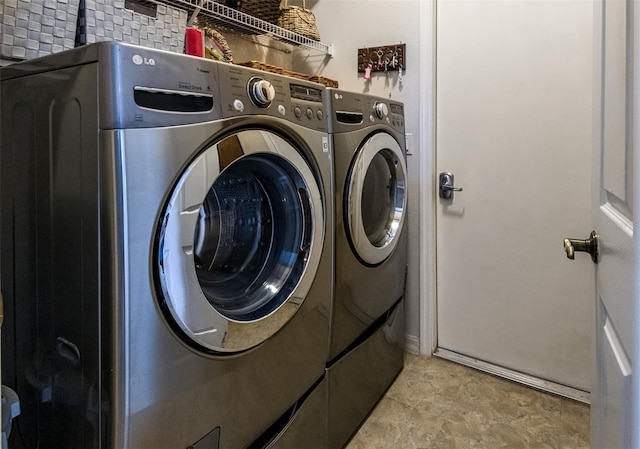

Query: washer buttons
[278,104,286,116]
[316,109,324,120]
[294,106,302,118]
[306,108,313,119]
[233,99,245,112]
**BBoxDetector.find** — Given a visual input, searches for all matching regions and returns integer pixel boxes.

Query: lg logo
[132,55,156,66]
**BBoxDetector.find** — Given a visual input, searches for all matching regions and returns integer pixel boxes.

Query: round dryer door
[156,129,324,353]
[346,132,407,266]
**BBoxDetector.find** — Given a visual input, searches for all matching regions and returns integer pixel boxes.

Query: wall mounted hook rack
[357,43,405,73]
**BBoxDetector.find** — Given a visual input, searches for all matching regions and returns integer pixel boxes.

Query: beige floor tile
[345,354,590,449]
[560,398,590,447]
[347,397,453,449]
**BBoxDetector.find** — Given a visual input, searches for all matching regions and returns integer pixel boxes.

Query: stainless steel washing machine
[0,42,331,449]
[325,90,407,448]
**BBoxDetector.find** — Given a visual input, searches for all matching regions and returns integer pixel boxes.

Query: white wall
[293,0,426,349]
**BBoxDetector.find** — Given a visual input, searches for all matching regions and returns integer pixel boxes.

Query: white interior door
[435,0,594,396]
[591,0,638,446]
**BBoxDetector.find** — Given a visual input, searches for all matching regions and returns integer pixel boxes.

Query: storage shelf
[158,0,334,56]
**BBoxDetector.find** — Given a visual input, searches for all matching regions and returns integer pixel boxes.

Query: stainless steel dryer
[0,42,331,449]
[325,90,407,448]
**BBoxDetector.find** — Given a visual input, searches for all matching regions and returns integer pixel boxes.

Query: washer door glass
[346,132,407,266]
[157,130,324,353]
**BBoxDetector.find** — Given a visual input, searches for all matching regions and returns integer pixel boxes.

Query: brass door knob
[564,230,599,263]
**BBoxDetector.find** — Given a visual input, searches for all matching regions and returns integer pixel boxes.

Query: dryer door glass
[347,132,407,266]
[362,152,396,244]
[157,129,325,353]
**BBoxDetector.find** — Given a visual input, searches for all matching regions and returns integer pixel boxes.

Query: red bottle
[184,27,204,57]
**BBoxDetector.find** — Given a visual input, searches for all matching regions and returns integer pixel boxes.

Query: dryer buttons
[278,104,286,116]
[294,106,303,118]
[316,109,324,120]
[233,99,245,112]
[306,108,313,119]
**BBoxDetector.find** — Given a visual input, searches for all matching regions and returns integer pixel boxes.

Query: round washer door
[346,132,407,266]
[156,129,324,353]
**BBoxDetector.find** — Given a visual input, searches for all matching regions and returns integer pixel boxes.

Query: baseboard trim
[404,334,420,355]
[434,348,590,404]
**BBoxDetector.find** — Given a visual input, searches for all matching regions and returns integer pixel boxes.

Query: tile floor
[345,354,590,449]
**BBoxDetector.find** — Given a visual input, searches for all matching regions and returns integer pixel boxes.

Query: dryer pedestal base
[326,300,404,449]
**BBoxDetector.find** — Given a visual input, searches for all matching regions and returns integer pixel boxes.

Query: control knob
[248,77,276,108]
[374,102,389,119]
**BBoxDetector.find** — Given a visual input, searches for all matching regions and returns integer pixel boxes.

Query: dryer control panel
[325,89,405,135]
[217,64,328,133]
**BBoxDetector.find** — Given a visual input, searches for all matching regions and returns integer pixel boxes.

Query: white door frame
[418,0,437,356]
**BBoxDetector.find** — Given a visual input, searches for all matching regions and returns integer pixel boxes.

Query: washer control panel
[217,64,327,132]
[247,77,276,108]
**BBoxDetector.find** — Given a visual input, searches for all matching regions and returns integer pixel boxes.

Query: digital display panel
[390,104,403,115]
[290,84,323,102]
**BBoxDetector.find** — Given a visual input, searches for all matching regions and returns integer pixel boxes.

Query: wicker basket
[309,75,338,88]
[277,0,320,42]
[238,60,338,88]
[226,0,281,25]
[0,0,79,60]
